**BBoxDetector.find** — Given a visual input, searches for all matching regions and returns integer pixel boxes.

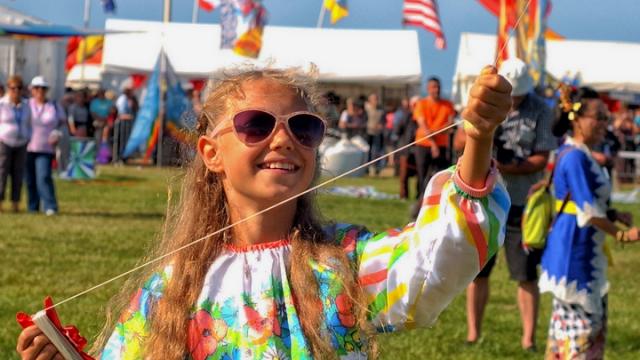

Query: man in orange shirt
[412,77,456,196]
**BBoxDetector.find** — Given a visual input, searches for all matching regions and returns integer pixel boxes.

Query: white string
[44,0,533,312]
[46,120,462,311]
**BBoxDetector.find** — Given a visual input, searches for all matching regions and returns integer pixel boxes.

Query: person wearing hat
[0,75,31,212]
[464,58,556,351]
[25,75,66,216]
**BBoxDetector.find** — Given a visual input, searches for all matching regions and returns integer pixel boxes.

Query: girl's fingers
[467,96,505,120]
[476,73,512,94]
[21,334,52,360]
[469,85,512,108]
[480,65,497,76]
[17,326,42,352]
[34,344,58,360]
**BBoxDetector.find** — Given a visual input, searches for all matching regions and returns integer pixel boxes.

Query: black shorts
[475,206,542,281]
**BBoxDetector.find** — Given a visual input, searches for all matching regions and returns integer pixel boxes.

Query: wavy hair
[93,65,376,359]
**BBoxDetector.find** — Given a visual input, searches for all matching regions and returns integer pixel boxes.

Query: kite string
[44,0,533,313]
[47,121,460,311]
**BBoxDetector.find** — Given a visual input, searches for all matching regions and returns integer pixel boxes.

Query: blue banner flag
[123,60,160,158]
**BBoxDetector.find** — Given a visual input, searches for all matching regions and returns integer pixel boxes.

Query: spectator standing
[0,75,31,212]
[90,89,114,148]
[395,96,420,199]
[339,98,367,138]
[113,86,137,162]
[317,91,340,130]
[383,100,398,168]
[365,93,385,175]
[413,77,456,197]
[540,87,640,359]
[465,58,556,350]
[67,90,89,137]
[25,76,65,215]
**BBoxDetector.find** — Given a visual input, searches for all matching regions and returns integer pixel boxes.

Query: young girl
[17,65,512,359]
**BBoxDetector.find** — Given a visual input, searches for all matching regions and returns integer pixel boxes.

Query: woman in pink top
[25,76,65,216]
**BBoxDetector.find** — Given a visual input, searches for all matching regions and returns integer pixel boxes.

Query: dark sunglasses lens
[288,114,325,148]
[233,110,276,144]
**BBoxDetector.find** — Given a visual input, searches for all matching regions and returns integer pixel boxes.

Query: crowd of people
[0,73,159,214]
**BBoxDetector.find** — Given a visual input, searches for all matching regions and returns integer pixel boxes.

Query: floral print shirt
[101,167,510,359]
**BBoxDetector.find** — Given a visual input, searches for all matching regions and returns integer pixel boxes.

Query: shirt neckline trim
[225,239,291,253]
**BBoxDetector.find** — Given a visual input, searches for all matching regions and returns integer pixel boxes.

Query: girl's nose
[269,122,295,150]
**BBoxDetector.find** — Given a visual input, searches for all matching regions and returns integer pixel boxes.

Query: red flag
[198,0,219,12]
[476,0,562,39]
[496,0,510,68]
[402,0,446,49]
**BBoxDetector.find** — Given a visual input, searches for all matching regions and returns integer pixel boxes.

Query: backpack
[521,148,572,249]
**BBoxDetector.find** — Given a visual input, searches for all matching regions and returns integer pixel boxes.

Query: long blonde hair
[93,66,375,359]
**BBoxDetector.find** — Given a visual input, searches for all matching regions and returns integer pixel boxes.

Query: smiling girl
[17,65,512,360]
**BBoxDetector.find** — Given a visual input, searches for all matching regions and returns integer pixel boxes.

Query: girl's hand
[16,326,62,360]
[627,227,639,242]
[461,66,512,141]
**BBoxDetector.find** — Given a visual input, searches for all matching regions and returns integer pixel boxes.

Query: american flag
[402,0,446,49]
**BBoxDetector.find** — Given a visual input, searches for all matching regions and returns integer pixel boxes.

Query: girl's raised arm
[340,66,512,331]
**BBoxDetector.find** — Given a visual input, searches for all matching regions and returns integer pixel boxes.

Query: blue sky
[2,0,639,94]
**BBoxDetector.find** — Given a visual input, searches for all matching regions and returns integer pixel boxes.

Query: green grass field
[1,166,639,359]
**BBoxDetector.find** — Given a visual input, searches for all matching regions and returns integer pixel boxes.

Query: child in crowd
[17,64,512,359]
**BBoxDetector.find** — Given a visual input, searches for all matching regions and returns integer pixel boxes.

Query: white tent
[452,32,640,107]
[0,5,66,99]
[66,64,103,89]
[103,19,422,85]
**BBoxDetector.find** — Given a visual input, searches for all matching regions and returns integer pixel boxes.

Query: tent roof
[454,32,640,93]
[0,23,109,38]
[103,19,422,84]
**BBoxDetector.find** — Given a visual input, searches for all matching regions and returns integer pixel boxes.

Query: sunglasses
[210,109,326,149]
[8,86,22,91]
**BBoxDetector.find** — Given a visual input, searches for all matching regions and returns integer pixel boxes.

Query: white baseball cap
[30,75,50,88]
[498,58,534,96]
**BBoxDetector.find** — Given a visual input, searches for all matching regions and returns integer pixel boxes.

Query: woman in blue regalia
[539,86,639,359]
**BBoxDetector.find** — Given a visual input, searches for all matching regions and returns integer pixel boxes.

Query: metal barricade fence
[112,119,133,163]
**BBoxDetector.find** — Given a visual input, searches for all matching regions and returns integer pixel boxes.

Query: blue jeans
[25,152,58,212]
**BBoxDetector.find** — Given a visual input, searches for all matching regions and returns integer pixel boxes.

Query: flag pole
[316,1,326,28]
[80,0,91,86]
[192,0,199,23]
[158,0,171,167]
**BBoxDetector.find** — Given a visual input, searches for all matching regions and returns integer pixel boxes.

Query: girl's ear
[197,135,224,173]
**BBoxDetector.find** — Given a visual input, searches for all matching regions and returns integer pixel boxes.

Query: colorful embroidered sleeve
[559,150,607,227]
[338,166,510,332]
[100,270,168,359]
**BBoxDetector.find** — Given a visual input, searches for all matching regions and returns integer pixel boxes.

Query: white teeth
[263,162,295,170]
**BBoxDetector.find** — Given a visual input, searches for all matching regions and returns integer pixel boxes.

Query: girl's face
[576,99,608,146]
[199,78,317,207]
